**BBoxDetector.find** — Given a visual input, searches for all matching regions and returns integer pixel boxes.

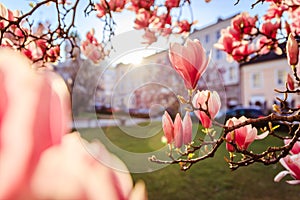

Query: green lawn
[79,123,300,200]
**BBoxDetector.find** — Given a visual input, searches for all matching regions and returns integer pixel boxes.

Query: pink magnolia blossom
[0,3,17,29]
[109,0,126,12]
[286,33,299,66]
[81,29,107,63]
[228,26,243,40]
[260,21,280,39]
[274,154,300,184]
[0,49,71,199]
[134,8,151,30]
[192,90,221,128]
[165,0,180,9]
[95,0,109,18]
[287,73,295,90]
[263,2,288,20]
[0,4,60,63]
[256,36,274,55]
[225,116,268,152]
[177,20,193,34]
[129,0,154,12]
[95,0,125,17]
[150,11,172,29]
[162,111,193,147]
[45,45,60,62]
[231,12,257,35]
[21,40,47,62]
[214,30,240,54]
[81,42,105,64]
[231,43,255,62]
[169,38,209,89]
[284,139,300,154]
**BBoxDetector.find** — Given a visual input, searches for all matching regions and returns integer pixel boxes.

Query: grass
[79,123,300,200]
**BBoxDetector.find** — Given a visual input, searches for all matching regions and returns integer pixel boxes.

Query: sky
[1,0,269,37]
[1,0,270,64]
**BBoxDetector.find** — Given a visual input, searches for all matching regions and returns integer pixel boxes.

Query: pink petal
[208,91,221,119]
[234,126,247,149]
[243,127,257,150]
[174,113,183,148]
[286,180,300,185]
[225,131,235,152]
[199,111,212,128]
[274,170,290,182]
[182,111,192,145]
[287,74,295,90]
[255,131,269,140]
[162,111,174,143]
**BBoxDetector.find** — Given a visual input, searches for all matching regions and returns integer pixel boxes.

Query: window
[216,30,221,41]
[205,34,210,43]
[251,72,262,88]
[216,49,222,60]
[229,66,236,80]
[276,70,286,85]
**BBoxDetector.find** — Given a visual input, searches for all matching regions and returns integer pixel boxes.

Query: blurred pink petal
[0,49,70,199]
[31,133,144,200]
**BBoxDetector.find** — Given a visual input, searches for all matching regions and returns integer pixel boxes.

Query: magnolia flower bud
[287,73,295,90]
[286,33,299,66]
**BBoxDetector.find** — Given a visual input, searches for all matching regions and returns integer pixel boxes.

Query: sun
[115,49,156,65]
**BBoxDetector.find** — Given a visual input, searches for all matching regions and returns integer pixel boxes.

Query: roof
[240,43,287,67]
[192,13,240,32]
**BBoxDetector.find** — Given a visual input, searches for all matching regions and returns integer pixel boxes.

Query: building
[240,52,300,113]
[189,14,240,109]
[110,50,185,116]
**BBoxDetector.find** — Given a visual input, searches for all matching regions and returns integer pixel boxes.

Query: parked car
[95,103,113,115]
[129,108,150,118]
[216,107,266,127]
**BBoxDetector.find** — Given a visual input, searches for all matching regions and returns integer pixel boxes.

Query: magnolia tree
[1,0,300,199]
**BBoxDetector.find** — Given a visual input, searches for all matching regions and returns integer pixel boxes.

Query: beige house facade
[189,14,240,109]
[111,50,185,115]
[241,53,300,113]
